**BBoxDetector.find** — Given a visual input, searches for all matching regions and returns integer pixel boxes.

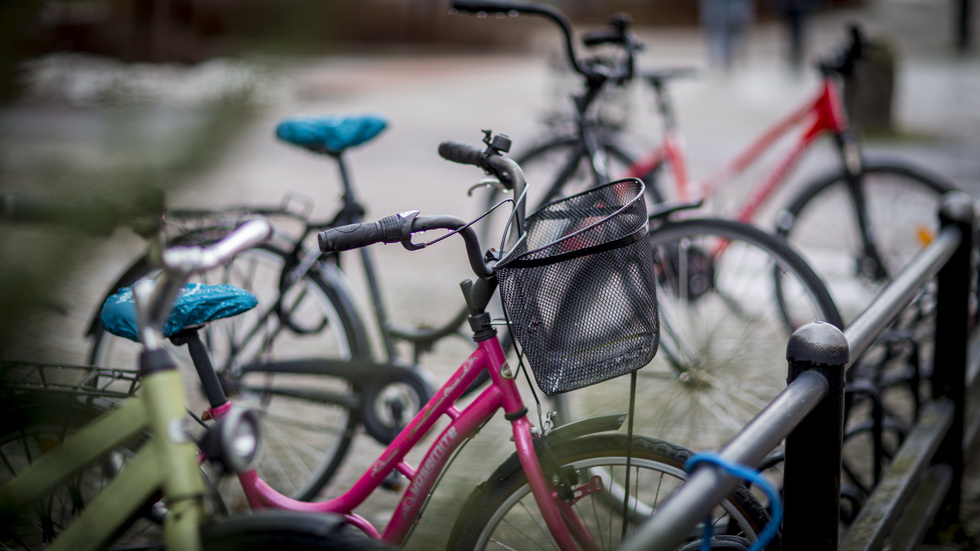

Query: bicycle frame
[220,331,592,549]
[150,151,468,371]
[625,76,854,225]
[0,368,207,551]
[2,219,274,551]
[306,151,475,362]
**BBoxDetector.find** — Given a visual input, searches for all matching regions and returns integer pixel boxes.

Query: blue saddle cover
[275,114,388,153]
[101,282,258,343]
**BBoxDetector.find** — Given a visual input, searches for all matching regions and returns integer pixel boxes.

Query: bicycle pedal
[381,471,405,492]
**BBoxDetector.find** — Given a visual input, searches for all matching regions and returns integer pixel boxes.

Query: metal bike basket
[495,178,659,395]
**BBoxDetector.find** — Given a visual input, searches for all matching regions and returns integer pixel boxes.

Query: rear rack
[1,362,141,399]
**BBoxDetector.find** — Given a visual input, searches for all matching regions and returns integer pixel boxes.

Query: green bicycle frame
[0,355,207,551]
[1,218,273,551]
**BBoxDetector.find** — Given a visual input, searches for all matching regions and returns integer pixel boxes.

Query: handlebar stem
[487,155,527,238]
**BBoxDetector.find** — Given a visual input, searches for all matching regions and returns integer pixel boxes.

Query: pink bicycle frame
[217,334,593,550]
[626,77,850,224]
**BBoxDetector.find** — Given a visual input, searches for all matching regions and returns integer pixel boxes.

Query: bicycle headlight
[199,406,263,475]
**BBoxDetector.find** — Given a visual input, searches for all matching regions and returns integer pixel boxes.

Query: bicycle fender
[648,199,703,222]
[543,413,627,445]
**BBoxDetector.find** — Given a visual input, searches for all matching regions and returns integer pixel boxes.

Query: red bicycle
[500,20,956,324]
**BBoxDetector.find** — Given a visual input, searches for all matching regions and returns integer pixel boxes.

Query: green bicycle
[0,211,382,551]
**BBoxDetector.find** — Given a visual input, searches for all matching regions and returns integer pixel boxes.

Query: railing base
[882,465,953,551]
[839,399,954,551]
[965,328,980,453]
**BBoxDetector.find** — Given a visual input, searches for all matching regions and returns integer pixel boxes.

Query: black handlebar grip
[318,214,406,253]
[438,140,485,168]
[582,13,631,47]
[582,29,622,48]
[452,0,520,14]
[818,25,867,77]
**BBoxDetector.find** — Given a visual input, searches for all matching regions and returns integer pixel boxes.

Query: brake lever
[467,177,507,197]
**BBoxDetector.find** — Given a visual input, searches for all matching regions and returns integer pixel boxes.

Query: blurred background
[0,0,871,67]
[1,1,978,546]
[3,0,976,353]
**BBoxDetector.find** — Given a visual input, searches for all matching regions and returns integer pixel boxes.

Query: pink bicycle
[96,132,773,549]
[457,0,844,459]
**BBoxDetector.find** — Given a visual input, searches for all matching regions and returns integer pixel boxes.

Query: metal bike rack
[619,191,977,551]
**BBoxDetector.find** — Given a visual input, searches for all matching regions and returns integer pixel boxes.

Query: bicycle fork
[512,414,600,551]
[836,131,891,282]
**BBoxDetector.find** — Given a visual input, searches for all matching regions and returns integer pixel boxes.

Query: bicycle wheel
[201,510,393,551]
[0,394,383,551]
[775,161,954,324]
[447,434,771,550]
[555,218,842,453]
[0,392,157,550]
[90,235,368,501]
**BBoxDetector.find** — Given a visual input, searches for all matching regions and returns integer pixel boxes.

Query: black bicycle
[84,115,472,502]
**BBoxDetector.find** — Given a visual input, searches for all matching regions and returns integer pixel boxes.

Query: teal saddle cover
[101,282,258,342]
[275,114,388,153]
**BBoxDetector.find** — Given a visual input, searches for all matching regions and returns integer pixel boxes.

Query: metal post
[957,0,973,52]
[931,192,974,526]
[783,321,849,551]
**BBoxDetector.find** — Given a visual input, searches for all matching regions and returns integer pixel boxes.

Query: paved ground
[1,0,979,548]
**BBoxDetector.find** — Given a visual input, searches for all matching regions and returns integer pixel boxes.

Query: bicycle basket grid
[495,178,659,395]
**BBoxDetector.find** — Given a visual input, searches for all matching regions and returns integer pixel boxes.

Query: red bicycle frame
[626,76,853,225]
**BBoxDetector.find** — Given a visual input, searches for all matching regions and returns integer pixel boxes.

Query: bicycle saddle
[101,282,258,342]
[275,114,388,154]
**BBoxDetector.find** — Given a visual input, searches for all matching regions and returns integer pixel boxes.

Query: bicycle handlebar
[319,213,493,279]
[317,210,421,252]
[581,13,633,50]
[451,0,639,86]
[438,140,485,167]
[318,133,525,280]
[452,1,585,77]
[818,25,867,77]
[160,219,274,275]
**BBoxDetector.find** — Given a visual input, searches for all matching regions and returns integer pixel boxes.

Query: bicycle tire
[555,218,842,454]
[89,234,368,501]
[775,160,955,324]
[200,510,393,551]
[0,392,157,550]
[446,434,772,550]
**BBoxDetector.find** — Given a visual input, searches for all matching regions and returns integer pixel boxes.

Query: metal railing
[619,191,977,551]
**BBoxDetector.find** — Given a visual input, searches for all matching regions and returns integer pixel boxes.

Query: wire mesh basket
[495,178,659,395]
